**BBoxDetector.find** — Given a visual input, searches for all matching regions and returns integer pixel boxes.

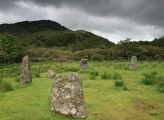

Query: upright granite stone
[80,59,88,72]
[129,56,138,70]
[50,73,87,118]
[20,55,32,84]
[47,70,56,78]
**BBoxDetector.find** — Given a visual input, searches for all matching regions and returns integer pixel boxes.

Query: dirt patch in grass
[134,99,155,112]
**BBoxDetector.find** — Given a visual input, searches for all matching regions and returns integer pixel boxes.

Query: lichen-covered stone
[80,59,88,72]
[47,70,56,78]
[20,55,32,84]
[129,56,138,70]
[50,72,87,118]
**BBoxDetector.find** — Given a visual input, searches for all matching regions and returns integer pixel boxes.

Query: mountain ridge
[0,20,115,50]
[0,20,69,34]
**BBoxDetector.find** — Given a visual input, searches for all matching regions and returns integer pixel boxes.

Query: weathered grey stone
[129,56,138,70]
[20,55,32,84]
[47,70,56,78]
[80,59,88,72]
[50,72,87,118]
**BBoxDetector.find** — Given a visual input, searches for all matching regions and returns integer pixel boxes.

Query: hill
[0,20,115,50]
[1,20,163,63]
[0,20,68,34]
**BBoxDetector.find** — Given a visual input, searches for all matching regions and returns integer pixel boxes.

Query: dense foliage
[0,34,18,63]
[0,20,164,64]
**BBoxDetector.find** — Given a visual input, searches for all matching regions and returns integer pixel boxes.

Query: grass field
[0,61,164,120]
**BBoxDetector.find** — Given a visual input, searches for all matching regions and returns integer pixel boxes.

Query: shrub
[92,54,104,61]
[141,72,156,85]
[89,71,99,80]
[101,72,111,80]
[90,71,99,76]
[0,80,14,92]
[141,77,155,85]
[113,72,122,80]
[151,71,158,76]
[34,73,40,78]
[115,80,124,87]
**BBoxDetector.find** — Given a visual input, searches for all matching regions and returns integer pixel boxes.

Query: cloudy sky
[0,0,164,43]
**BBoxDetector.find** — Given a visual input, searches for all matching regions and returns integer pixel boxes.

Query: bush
[92,54,104,61]
[115,80,124,87]
[151,71,158,76]
[90,71,99,76]
[0,80,14,92]
[141,77,155,85]
[101,72,111,80]
[113,72,122,80]
[141,72,156,85]
[34,73,40,78]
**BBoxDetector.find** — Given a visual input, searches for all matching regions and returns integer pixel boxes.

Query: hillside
[0,20,68,34]
[0,20,164,63]
[0,20,115,50]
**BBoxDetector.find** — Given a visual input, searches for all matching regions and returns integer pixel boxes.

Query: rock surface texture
[80,59,88,72]
[47,70,56,78]
[129,56,138,70]
[20,55,32,84]
[50,72,87,118]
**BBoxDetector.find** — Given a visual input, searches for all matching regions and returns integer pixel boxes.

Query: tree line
[0,33,164,64]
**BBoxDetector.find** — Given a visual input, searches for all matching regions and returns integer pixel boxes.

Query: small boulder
[47,70,56,78]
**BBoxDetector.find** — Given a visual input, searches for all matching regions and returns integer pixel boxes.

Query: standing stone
[47,70,56,78]
[129,56,138,70]
[20,55,32,84]
[50,72,87,118]
[80,59,88,72]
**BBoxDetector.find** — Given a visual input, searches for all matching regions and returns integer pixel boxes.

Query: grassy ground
[0,61,164,120]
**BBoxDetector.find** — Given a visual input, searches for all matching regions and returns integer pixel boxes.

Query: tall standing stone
[50,72,87,118]
[129,56,138,70]
[80,59,88,72]
[20,55,32,84]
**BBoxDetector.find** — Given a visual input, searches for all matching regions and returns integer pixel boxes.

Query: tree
[0,51,9,63]
[0,34,18,63]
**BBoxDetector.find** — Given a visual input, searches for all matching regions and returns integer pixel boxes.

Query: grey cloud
[0,0,20,11]
[30,0,164,27]
[0,0,164,43]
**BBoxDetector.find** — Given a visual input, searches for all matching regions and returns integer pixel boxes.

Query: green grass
[0,79,14,92]
[101,72,111,80]
[115,80,124,87]
[0,61,164,120]
[112,72,122,80]
[157,79,164,93]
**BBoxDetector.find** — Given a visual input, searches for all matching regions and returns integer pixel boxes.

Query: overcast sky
[0,0,164,43]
